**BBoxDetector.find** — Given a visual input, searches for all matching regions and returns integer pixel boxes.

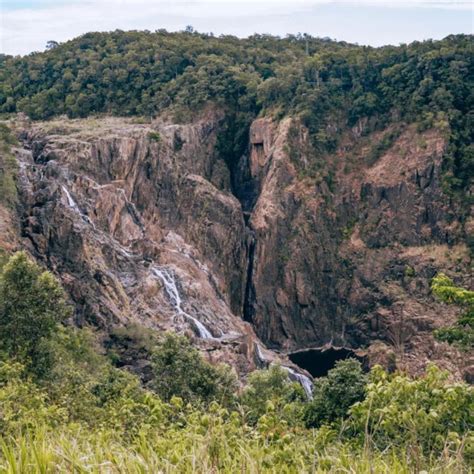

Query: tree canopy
[0,31,472,195]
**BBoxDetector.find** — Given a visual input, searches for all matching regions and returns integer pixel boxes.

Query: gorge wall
[4,111,472,382]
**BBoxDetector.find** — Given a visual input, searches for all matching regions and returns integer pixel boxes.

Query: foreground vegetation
[0,252,472,472]
[431,273,474,349]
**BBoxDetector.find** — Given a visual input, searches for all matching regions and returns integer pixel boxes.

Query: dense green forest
[0,31,473,196]
[0,251,472,471]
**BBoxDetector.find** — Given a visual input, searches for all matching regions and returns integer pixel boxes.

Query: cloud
[1,0,472,55]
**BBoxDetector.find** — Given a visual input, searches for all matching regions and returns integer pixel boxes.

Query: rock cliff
[3,112,472,382]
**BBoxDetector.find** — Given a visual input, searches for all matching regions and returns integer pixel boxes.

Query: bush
[0,361,66,435]
[431,273,474,349]
[44,326,117,424]
[0,252,72,378]
[241,364,305,426]
[304,359,367,428]
[149,333,237,407]
[0,123,18,207]
[347,364,474,455]
[148,131,161,142]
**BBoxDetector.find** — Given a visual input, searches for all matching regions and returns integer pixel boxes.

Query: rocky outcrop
[239,117,471,380]
[5,112,472,382]
[8,116,290,379]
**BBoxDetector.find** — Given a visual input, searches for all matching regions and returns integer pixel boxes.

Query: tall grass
[0,427,470,473]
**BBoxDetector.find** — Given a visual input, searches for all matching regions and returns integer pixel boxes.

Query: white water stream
[152,267,213,339]
[255,344,266,366]
[283,366,314,399]
[61,185,95,227]
[62,185,80,212]
[256,342,313,399]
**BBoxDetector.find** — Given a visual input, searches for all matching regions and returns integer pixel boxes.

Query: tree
[304,359,367,428]
[241,364,304,426]
[149,332,237,406]
[347,364,473,454]
[45,40,59,50]
[0,252,71,377]
[431,273,474,348]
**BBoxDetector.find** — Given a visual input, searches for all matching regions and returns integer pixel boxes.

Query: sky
[1,0,472,56]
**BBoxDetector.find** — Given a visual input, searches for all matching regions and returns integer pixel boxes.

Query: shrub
[44,326,117,424]
[149,333,237,407]
[0,123,18,207]
[431,273,474,349]
[347,364,474,455]
[241,364,305,426]
[304,359,367,428]
[0,361,66,435]
[148,131,161,142]
[0,252,72,378]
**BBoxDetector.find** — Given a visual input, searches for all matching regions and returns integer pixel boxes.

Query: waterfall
[62,185,80,212]
[61,185,95,227]
[152,267,213,340]
[255,343,268,367]
[283,366,314,399]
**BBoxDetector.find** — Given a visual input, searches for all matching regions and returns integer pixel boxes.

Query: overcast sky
[1,0,472,56]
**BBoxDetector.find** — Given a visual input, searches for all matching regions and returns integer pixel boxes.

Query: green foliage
[404,265,415,277]
[0,252,471,470]
[150,332,238,406]
[0,429,469,472]
[304,359,367,428]
[0,252,71,377]
[0,123,18,207]
[347,364,473,456]
[431,273,474,349]
[45,326,125,425]
[0,363,471,472]
[147,130,161,142]
[0,361,66,436]
[0,32,472,197]
[240,364,305,426]
[431,273,474,305]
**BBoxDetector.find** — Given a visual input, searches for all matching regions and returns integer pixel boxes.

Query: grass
[0,426,470,473]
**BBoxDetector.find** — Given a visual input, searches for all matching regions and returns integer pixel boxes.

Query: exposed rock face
[240,117,471,379]
[6,113,472,381]
[10,116,279,378]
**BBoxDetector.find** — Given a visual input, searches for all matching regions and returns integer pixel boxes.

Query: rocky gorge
[2,109,472,386]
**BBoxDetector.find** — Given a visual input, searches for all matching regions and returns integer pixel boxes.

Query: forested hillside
[1,31,473,195]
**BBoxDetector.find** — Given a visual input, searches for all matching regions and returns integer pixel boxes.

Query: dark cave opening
[289,347,366,378]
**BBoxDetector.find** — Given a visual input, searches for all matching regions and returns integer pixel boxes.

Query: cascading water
[152,266,213,339]
[283,366,314,399]
[254,343,313,398]
[62,185,80,212]
[61,185,95,227]
[255,343,267,367]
